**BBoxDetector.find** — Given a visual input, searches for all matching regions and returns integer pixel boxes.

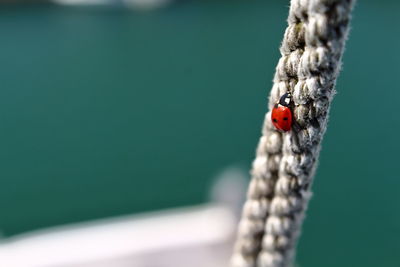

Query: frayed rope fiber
[231,1,355,267]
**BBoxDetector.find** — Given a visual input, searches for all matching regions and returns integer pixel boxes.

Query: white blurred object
[210,166,248,217]
[0,165,248,267]
[0,205,234,267]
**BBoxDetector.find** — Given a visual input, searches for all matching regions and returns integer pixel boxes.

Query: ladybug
[271,92,293,132]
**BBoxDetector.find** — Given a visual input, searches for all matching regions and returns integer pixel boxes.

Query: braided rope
[231,1,355,267]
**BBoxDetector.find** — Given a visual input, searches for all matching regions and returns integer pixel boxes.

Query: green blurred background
[0,0,399,266]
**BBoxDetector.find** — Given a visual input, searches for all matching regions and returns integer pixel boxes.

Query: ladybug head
[278,92,292,107]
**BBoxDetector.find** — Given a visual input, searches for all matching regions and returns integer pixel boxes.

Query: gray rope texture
[231,1,355,267]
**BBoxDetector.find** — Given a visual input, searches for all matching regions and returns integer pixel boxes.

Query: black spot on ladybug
[283,117,288,121]
[273,118,278,123]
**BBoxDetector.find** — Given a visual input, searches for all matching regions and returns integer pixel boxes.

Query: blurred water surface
[0,1,399,267]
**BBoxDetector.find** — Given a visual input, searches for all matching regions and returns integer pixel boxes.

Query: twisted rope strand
[232,1,354,267]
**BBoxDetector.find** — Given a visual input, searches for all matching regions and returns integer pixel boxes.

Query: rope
[231,1,355,267]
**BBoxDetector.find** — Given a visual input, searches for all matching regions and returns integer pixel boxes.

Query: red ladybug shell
[271,104,292,131]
